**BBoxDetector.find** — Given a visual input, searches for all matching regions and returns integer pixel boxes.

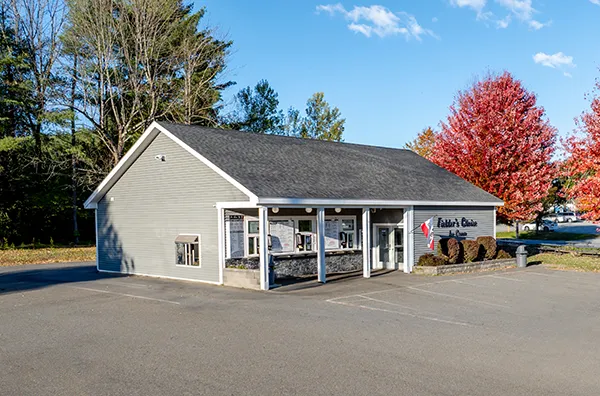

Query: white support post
[362,208,371,278]
[407,206,415,273]
[95,209,99,272]
[317,207,326,283]
[217,207,225,285]
[493,207,497,239]
[258,206,269,290]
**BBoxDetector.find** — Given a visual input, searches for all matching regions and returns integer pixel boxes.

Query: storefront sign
[437,217,478,228]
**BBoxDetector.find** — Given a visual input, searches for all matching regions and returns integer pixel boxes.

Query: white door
[375,226,404,270]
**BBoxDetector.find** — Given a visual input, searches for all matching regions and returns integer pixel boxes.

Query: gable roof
[164,122,502,205]
[85,121,503,208]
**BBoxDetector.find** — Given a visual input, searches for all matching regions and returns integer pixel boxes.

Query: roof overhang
[254,198,504,208]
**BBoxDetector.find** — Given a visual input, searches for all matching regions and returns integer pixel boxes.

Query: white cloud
[496,15,511,28]
[316,3,436,40]
[453,0,550,30]
[496,0,550,29]
[533,52,576,77]
[590,0,600,5]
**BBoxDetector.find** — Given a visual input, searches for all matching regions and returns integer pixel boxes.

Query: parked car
[521,220,558,232]
[544,212,581,223]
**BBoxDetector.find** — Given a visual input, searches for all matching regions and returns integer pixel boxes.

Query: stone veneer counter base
[413,259,516,276]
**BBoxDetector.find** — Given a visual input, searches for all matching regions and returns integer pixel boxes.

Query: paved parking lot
[1,262,600,395]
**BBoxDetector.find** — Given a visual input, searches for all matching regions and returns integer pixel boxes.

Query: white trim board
[84,121,257,209]
[256,198,503,207]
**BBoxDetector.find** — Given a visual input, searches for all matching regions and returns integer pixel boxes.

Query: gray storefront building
[85,122,503,290]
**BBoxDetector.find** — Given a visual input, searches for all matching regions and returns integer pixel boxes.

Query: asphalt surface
[2,262,600,395]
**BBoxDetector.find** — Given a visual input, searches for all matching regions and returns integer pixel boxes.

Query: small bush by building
[418,253,450,267]
[496,249,511,259]
[476,236,497,260]
[438,238,462,264]
[461,240,482,262]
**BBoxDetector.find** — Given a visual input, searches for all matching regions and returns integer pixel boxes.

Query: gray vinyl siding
[413,206,496,266]
[96,131,249,283]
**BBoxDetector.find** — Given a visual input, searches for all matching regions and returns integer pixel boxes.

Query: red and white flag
[421,217,435,250]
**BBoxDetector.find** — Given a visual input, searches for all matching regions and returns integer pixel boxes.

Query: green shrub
[476,236,497,260]
[417,253,450,267]
[461,240,482,262]
[438,238,462,264]
[496,249,511,259]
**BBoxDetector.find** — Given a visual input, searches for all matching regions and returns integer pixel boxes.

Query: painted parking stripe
[488,275,525,282]
[330,300,473,327]
[407,286,508,308]
[358,295,467,322]
[71,286,180,305]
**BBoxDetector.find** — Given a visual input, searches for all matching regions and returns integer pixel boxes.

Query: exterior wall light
[334,208,342,213]
[272,207,279,214]
[305,208,313,214]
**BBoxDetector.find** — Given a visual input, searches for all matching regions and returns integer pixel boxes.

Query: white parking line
[407,286,508,308]
[488,275,524,282]
[358,295,465,321]
[330,300,473,327]
[71,286,180,305]
[452,279,488,287]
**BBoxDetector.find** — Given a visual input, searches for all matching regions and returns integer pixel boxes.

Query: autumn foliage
[405,127,436,159]
[433,72,556,222]
[564,77,600,221]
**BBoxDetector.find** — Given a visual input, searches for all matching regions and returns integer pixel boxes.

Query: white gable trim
[84,121,257,209]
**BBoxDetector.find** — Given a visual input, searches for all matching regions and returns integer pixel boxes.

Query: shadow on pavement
[274,269,396,292]
[0,264,121,295]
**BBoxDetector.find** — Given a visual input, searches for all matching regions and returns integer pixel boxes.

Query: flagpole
[408,215,438,234]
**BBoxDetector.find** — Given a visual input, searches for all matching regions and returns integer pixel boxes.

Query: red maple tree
[433,72,556,222]
[564,76,600,221]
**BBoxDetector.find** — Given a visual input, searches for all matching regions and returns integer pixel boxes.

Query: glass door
[394,227,404,267]
[377,227,390,268]
[375,225,404,270]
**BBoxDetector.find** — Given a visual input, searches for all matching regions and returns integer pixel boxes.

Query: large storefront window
[236,214,359,258]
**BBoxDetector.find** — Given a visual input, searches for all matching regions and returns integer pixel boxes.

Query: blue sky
[200,0,600,149]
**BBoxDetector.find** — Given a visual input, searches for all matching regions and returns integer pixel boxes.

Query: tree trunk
[515,221,520,239]
[70,54,79,245]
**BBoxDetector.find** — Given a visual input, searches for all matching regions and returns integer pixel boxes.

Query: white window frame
[295,217,316,253]
[175,234,201,268]
[261,215,359,256]
[324,216,358,251]
[245,217,260,257]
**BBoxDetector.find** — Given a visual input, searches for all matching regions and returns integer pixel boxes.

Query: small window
[296,219,314,252]
[175,235,200,267]
[247,220,260,256]
[298,220,313,233]
[340,219,355,249]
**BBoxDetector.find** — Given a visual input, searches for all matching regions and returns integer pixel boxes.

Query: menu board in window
[226,214,244,258]
[269,220,294,253]
[325,219,340,249]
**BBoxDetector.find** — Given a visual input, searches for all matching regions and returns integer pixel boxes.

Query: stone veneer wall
[225,251,363,278]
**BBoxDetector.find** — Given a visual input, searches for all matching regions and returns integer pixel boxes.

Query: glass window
[175,235,200,267]
[248,221,259,234]
[341,219,354,231]
[298,220,312,233]
[247,219,260,256]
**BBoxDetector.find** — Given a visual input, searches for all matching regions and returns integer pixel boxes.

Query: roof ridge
[156,121,412,154]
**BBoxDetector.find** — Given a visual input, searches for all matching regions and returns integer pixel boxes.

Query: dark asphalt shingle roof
[160,122,502,204]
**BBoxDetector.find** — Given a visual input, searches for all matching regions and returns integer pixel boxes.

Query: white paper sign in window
[325,219,340,249]
[269,220,295,253]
